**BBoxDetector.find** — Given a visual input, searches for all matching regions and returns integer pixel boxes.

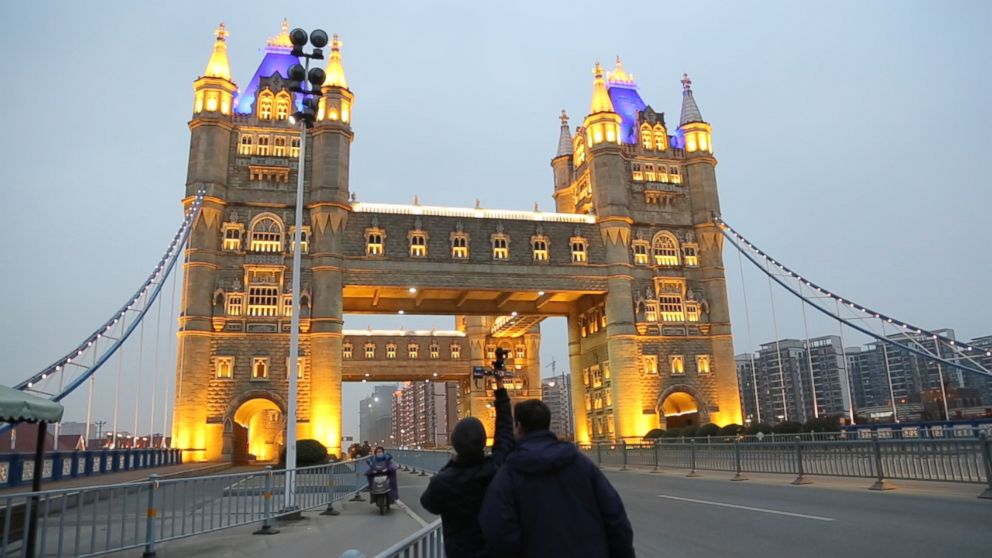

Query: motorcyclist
[365,446,399,503]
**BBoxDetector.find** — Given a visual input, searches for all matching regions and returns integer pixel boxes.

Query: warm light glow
[589,62,615,114]
[323,34,349,88]
[204,23,232,81]
[352,202,595,224]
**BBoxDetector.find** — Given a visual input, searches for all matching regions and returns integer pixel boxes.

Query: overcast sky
[0,1,988,441]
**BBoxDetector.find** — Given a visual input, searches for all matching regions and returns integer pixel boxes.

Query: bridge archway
[658,385,710,430]
[225,391,287,463]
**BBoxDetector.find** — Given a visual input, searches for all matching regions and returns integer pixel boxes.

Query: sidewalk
[103,469,432,558]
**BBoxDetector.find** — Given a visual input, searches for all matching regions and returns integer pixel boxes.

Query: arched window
[239,134,253,155]
[343,343,353,360]
[652,233,680,266]
[640,125,653,149]
[252,357,269,380]
[408,344,419,359]
[653,125,667,151]
[451,234,469,259]
[258,92,274,120]
[386,343,397,359]
[275,93,291,120]
[364,343,376,359]
[249,215,284,252]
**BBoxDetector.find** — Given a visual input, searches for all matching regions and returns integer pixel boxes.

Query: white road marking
[657,495,835,522]
[395,500,430,527]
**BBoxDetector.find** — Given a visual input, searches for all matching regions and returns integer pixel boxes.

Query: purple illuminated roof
[608,86,647,144]
[234,51,301,115]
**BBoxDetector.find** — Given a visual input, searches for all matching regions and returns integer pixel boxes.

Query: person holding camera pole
[420,350,514,558]
[479,398,635,558]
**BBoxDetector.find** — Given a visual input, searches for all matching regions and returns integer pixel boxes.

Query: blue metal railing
[0,449,182,489]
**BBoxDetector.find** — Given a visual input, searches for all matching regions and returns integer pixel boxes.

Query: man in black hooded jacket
[420,376,514,557]
[479,399,635,558]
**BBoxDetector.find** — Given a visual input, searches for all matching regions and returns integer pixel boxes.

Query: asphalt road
[398,467,992,558]
[605,469,992,558]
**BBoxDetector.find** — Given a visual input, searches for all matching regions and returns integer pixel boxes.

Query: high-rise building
[391,381,459,448]
[737,336,853,424]
[359,385,395,446]
[542,376,573,440]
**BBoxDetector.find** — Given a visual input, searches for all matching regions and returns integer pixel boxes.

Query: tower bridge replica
[177,22,742,461]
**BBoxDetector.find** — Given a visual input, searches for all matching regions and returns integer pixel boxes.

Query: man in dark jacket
[420,376,514,558]
[479,399,635,558]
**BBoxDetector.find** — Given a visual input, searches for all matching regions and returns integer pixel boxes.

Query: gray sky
[1,1,988,441]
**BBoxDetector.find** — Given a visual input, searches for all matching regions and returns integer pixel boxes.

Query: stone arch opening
[658,385,710,430]
[226,393,286,464]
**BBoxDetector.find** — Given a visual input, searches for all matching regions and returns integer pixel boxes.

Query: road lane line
[657,495,835,522]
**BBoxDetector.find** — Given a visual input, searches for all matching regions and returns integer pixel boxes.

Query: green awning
[0,385,64,424]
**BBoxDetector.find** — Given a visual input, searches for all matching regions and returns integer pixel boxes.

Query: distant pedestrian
[420,376,514,557]
[480,399,635,558]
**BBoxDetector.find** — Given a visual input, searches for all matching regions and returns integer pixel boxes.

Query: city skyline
[1,1,989,443]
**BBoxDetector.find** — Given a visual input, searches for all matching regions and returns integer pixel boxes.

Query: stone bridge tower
[552,59,741,441]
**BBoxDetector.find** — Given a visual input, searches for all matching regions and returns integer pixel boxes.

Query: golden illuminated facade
[176,25,740,461]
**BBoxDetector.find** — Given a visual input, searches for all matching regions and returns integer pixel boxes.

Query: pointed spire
[679,73,704,125]
[556,110,573,156]
[266,18,294,52]
[203,23,232,81]
[323,34,349,88]
[607,55,635,86]
[589,62,615,114]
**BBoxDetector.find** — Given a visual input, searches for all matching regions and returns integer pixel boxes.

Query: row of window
[640,124,669,151]
[239,134,302,157]
[631,233,698,266]
[255,90,292,121]
[225,288,298,317]
[582,362,611,388]
[590,415,616,438]
[366,228,589,263]
[586,388,613,411]
[222,217,310,254]
[642,354,711,376]
[631,163,681,183]
[344,342,463,360]
[213,356,306,380]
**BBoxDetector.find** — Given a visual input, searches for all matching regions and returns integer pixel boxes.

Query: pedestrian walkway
[106,470,431,558]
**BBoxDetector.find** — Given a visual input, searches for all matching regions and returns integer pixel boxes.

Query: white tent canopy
[0,385,63,424]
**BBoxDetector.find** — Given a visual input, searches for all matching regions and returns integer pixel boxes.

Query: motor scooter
[369,469,391,515]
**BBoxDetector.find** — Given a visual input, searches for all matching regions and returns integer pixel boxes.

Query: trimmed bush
[718,424,744,437]
[279,439,329,467]
[643,429,666,439]
[697,423,721,437]
[804,416,841,433]
[745,422,773,435]
[662,427,683,438]
[772,421,803,434]
[681,425,700,438]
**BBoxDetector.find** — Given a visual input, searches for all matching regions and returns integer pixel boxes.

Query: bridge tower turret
[678,74,741,427]
[550,110,575,212]
[174,24,237,458]
[305,34,355,457]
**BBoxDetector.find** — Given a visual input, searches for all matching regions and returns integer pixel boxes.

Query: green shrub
[662,427,683,438]
[745,422,773,435]
[697,423,721,437]
[718,424,744,437]
[643,428,666,439]
[681,425,700,438]
[772,421,803,434]
[279,439,329,467]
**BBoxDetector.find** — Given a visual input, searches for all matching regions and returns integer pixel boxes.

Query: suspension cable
[764,258,788,422]
[717,221,990,379]
[735,247,762,423]
[798,283,818,419]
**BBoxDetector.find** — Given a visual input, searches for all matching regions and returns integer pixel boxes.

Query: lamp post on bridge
[284,25,328,512]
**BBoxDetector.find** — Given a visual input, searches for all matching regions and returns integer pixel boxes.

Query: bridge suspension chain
[13,186,207,401]
[716,216,992,379]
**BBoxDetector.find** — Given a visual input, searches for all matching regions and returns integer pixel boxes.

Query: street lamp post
[283,26,328,512]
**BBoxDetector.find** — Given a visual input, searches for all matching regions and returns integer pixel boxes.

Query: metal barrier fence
[0,449,182,489]
[581,434,992,497]
[0,459,365,557]
[373,519,444,558]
